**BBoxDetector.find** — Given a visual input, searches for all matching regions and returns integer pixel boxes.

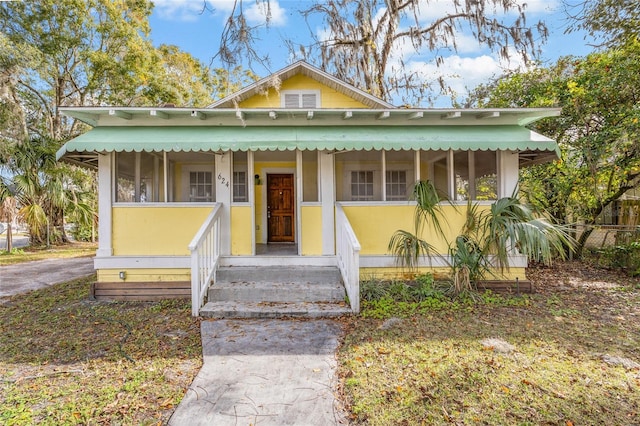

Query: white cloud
[244,0,287,27]
[514,0,559,14]
[394,47,529,105]
[152,0,208,22]
[415,0,558,22]
[153,0,287,25]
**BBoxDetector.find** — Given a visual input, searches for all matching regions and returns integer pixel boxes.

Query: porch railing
[335,203,361,313]
[188,203,223,316]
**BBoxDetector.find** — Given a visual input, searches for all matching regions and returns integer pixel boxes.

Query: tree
[217,0,549,106]
[0,0,222,142]
[0,0,242,246]
[0,178,18,252]
[469,41,640,256]
[565,0,640,49]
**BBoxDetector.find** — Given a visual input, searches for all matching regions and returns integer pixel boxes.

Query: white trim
[215,153,232,255]
[93,253,528,270]
[97,153,113,257]
[381,151,387,201]
[296,150,303,255]
[94,256,190,269]
[499,150,519,198]
[320,150,335,255]
[248,151,256,255]
[447,150,455,199]
[468,151,476,200]
[111,202,217,208]
[360,254,529,268]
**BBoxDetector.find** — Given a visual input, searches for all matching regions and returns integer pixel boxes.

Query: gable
[238,74,370,109]
[208,61,393,109]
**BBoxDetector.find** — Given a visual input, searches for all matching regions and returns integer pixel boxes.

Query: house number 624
[217,173,230,187]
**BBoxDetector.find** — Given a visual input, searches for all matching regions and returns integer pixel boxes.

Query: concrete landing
[168,319,348,426]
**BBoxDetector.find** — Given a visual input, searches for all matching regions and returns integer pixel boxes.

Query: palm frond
[388,229,437,273]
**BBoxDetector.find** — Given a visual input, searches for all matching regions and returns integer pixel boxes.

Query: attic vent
[282,90,320,108]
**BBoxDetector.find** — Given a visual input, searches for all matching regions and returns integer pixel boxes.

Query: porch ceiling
[57,125,559,167]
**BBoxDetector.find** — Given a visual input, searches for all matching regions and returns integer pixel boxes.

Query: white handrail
[188,203,223,316]
[335,203,361,313]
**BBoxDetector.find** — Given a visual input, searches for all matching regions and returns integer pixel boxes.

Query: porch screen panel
[474,151,498,200]
[385,150,414,201]
[115,152,164,202]
[454,151,470,201]
[116,152,135,202]
[429,151,449,199]
[233,151,248,202]
[302,150,318,202]
[335,151,382,201]
[167,152,216,203]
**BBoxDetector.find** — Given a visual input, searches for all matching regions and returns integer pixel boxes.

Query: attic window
[282,90,320,108]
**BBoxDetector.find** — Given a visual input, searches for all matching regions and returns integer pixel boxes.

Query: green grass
[339,269,640,425]
[0,276,202,425]
[0,242,97,266]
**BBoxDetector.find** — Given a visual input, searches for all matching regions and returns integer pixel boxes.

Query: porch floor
[255,243,297,256]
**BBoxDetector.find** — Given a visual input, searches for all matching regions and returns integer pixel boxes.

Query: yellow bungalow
[56,61,560,316]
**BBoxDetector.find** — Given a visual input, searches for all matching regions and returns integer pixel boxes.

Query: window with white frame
[386,170,407,200]
[233,171,247,202]
[189,171,213,202]
[351,171,374,201]
[180,164,215,202]
[281,90,320,108]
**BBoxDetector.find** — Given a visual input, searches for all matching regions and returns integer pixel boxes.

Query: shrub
[595,241,640,276]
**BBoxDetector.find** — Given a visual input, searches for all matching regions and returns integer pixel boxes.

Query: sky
[148,0,595,107]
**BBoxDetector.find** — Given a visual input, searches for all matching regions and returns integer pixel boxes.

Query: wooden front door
[267,174,295,243]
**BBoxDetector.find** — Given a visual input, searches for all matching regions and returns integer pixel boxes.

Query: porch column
[216,152,232,255]
[320,150,335,255]
[499,151,519,198]
[96,152,113,257]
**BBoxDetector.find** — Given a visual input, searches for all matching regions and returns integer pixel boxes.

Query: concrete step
[208,280,346,303]
[215,266,342,284]
[203,265,349,318]
[199,301,352,319]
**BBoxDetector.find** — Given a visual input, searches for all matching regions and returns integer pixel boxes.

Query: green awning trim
[56,125,559,159]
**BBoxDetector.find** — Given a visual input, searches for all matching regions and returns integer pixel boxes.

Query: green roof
[57,125,558,160]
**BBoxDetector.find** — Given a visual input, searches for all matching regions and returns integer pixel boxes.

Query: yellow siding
[301,205,323,255]
[345,204,527,281]
[342,204,473,255]
[98,268,190,283]
[231,205,253,255]
[239,74,369,109]
[112,206,212,256]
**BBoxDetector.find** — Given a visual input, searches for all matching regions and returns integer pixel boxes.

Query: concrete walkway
[0,257,95,297]
[1,257,349,425]
[169,319,348,426]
